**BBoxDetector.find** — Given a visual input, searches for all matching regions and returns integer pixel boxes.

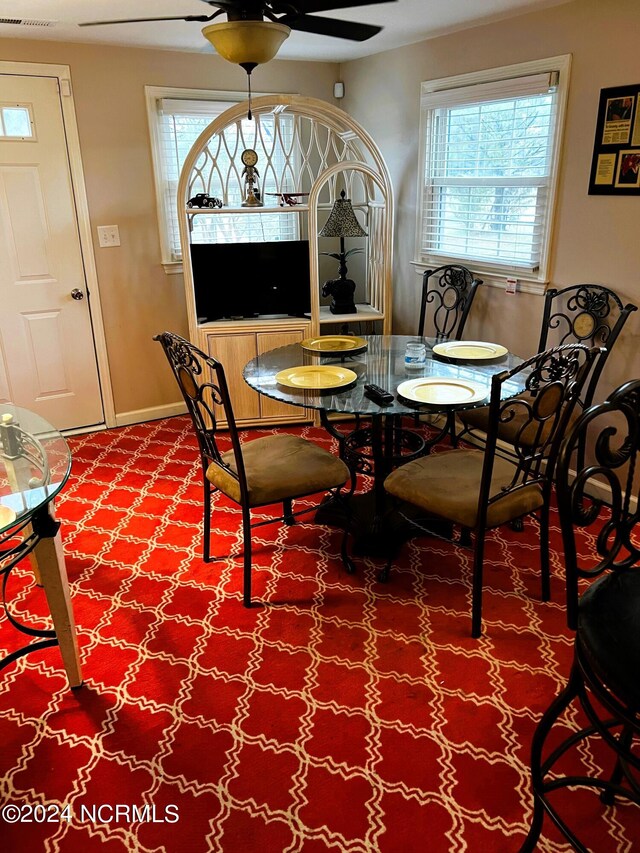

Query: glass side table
[0,406,82,688]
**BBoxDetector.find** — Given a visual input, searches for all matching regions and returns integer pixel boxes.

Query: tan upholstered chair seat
[208,434,349,507]
[384,448,544,529]
[459,394,580,447]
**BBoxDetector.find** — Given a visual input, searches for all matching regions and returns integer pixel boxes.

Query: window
[0,103,34,138]
[416,57,570,286]
[146,87,297,270]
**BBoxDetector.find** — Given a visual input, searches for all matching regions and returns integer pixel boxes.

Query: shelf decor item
[319,190,367,314]
[241,148,262,207]
[187,193,223,209]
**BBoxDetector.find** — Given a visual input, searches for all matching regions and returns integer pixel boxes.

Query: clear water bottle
[405,340,427,369]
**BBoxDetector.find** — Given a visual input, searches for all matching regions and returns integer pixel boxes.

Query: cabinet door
[256,329,306,421]
[206,333,260,422]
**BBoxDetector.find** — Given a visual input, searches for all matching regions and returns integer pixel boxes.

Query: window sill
[162,261,183,275]
[410,260,547,295]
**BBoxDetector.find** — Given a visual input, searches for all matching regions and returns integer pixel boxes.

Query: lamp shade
[202,21,291,67]
[319,190,367,238]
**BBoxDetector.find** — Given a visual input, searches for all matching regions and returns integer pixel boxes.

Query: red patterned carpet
[1,417,638,852]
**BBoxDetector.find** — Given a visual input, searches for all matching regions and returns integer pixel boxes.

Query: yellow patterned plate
[300,335,367,354]
[432,340,508,360]
[275,365,358,390]
[397,377,489,405]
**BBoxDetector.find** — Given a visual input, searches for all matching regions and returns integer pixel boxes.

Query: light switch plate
[97,225,120,248]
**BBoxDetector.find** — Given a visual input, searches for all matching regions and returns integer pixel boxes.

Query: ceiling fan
[81,1,396,117]
[79,1,394,44]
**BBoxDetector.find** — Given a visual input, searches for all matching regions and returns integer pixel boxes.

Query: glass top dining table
[243,334,526,557]
[243,334,525,415]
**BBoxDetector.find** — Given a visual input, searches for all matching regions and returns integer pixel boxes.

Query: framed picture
[588,84,640,195]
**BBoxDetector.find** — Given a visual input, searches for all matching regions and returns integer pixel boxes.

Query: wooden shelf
[197,316,311,332]
[186,206,307,215]
[314,304,384,324]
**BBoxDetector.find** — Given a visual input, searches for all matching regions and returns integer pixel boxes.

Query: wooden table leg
[32,512,82,689]
[27,533,42,586]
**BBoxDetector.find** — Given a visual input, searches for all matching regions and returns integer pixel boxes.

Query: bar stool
[521,378,640,851]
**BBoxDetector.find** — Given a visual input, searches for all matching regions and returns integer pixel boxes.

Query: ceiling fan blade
[79,15,214,27]
[279,14,382,41]
[292,0,395,12]
[198,0,267,12]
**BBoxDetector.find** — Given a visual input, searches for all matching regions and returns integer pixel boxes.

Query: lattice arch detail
[178,94,393,339]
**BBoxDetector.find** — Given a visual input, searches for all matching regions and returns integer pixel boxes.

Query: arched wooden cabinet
[177,94,393,427]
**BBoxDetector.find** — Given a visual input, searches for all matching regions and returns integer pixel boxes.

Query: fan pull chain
[240,62,257,122]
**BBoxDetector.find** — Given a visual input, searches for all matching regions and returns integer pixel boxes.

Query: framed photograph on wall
[589,83,640,195]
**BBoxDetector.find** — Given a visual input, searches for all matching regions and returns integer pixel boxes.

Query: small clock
[240,148,262,207]
[241,148,258,167]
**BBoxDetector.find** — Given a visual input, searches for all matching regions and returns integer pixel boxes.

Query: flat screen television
[190,240,311,322]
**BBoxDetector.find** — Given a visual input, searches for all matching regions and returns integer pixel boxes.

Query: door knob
[71,289,84,300]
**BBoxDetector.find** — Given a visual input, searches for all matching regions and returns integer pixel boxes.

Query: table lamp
[318,190,367,314]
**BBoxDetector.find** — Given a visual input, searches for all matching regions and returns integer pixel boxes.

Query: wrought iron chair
[381,343,598,638]
[414,265,483,446]
[155,332,352,606]
[418,264,483,340]
[458,284,637,461]
[521,378,640,851]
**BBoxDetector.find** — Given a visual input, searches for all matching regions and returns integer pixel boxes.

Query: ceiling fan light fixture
[202,20,291,67]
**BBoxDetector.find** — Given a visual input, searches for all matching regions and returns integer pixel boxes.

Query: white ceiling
[0,1,572,62]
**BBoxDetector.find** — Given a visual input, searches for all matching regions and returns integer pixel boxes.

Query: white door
[0,74,103,430]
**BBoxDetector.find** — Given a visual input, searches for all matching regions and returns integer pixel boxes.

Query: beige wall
[0,37,339,421]
[340,0,640,401]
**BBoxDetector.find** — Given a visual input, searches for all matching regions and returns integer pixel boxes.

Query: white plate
[275,365,357,390]
[432,340,508,361]
[397,377,489,406]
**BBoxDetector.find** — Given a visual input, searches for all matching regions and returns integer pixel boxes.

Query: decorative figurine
[186,194,223,209]
[265,192,310,207]
[241,148,263,207]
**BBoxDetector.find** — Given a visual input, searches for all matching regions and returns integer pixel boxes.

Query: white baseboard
[62,423,107,438]
[566,467,638,513]
[114,401,187,427]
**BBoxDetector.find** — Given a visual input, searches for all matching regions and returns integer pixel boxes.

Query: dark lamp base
[322,277,358,315]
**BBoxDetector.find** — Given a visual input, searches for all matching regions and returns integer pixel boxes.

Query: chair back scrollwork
[555,378,640,629]
[478,344,599,529]
[538,284,637,410]
[418,264,483,341]
[154,332,249,502]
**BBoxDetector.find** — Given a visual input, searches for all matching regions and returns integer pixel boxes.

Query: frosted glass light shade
[202,21,291,66]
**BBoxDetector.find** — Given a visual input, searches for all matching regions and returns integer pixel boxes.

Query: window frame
[414,55,571,293]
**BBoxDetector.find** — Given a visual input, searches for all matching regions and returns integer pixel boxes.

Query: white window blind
[417,65,566,277]
[153,94,296,263]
